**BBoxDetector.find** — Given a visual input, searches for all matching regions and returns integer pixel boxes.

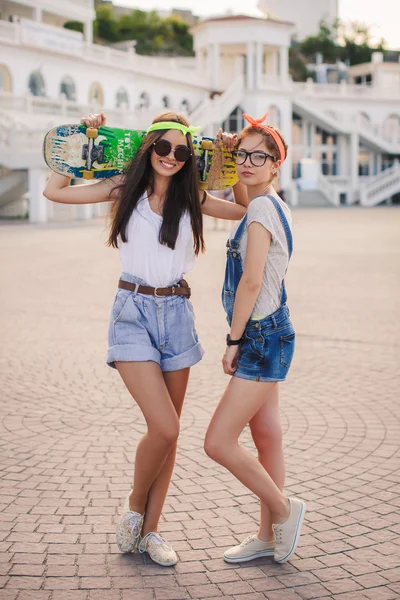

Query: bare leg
[249,384,285,541]
[115,361,180,514]
[141,368,190,535]
[204,377,289,523]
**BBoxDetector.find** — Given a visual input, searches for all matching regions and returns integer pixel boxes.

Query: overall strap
[228,214,247,248]
[261,195,293,305]
[264,195,293,259]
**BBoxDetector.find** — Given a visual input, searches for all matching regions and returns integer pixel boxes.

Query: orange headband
[242,113,286,162]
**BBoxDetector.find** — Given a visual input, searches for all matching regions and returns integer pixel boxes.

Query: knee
[204,431,229,464]
[150,421,180,448]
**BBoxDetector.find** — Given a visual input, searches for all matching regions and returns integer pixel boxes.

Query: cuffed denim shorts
[107,273,205,371]
[234,304,295,383]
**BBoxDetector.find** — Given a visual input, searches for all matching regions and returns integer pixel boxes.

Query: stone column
[29,168,49,223]
[211,43,221,90]
[246,42,255,90]
[255,42,263,89]
[337,134,348,176]
[279,46,289,82]
[33,6,42,21]
[84,20,93,45]
[350,131,359,202]
[279,102,292,193]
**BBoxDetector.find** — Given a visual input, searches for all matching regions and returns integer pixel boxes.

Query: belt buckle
[154,287,163,298]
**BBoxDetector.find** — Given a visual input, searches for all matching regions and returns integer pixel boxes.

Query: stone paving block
[0,211,399,599]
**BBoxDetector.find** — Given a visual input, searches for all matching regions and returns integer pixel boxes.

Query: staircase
[190,76,245,134]
[359,162,400,206]
[298,190,333,207]
[0,169,28,210]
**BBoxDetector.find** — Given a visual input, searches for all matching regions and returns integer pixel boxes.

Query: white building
[0,0,399,222]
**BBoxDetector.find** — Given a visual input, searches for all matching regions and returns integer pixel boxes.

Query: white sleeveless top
[118,192,195,287]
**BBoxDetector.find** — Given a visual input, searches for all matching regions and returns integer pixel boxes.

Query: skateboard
[43,124,238,190]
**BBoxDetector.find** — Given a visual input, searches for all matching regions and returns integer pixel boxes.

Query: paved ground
[0,207,399,600]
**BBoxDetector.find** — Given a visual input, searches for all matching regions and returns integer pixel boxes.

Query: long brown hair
[108,112,204,255]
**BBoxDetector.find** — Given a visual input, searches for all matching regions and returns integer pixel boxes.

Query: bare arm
[222,222,271,374]
[201,185,247,221]
[43,111,122,205]
[43,172,122,204]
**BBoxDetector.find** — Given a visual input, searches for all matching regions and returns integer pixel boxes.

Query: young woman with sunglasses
[43,111,248,566]
[205,114,306,565]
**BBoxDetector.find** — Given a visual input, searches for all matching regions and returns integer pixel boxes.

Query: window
[222,106,245,133]
[292,113,303,145]
[60,76,76,101]
[139,91,150,109]
[180,99,190,114]
[28,71,45,97]
[116,87,129,108]
[0,64,12,92]
[162,95,170,109]
[268,105,281,128]
[89,82,103,105]
[382,114,400,144]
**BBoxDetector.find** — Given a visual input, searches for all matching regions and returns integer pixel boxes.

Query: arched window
[139,91,150,109]
[268,105,281,128]
[89,82,103,106]
[179,99,190,114]
[381,114,400,143]
[222,106,245,133]
[116,87,129,108]
[28,70,45,97]
[0,64,12,92]
[60,76,76,101]
[162,95,170,109]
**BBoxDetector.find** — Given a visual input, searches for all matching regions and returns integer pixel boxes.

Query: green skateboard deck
[43,124,238,190]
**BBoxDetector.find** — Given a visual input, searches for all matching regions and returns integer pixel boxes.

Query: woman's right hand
[80,112,107,128]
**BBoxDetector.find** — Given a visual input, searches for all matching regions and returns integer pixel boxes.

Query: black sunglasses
[152,139,192,163]
[233,149,276,167]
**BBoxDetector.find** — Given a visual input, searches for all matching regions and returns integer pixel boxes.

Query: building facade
[0,0,399,221]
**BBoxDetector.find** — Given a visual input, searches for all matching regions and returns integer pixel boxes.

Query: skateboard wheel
[199,182,208,191]
[201,140,213,150]
[86,128,98,139]
[83,171,94,180]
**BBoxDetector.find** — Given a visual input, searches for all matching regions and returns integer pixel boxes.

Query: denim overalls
[222,195,295,382]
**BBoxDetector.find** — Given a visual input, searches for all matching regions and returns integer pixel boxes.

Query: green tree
[95,5,119,43]
[299,20,339,63]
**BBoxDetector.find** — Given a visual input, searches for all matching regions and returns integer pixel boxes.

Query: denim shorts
[234,304,295,383]
[107,273,204,371]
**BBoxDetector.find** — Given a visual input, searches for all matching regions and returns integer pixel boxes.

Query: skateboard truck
[82,127,106,179]
[197,139,213,190]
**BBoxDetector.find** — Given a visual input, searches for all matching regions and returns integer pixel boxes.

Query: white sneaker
[224,534,275,563]
[116,491,144,553]
[139,532,178,566]
[272,497,306,563]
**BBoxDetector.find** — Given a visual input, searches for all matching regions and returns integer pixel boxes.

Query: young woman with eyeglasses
[205,114,306,565]
[43,111,248,567]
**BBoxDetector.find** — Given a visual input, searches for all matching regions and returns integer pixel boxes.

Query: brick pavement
[0,207,399,600]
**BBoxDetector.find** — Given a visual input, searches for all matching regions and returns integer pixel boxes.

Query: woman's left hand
[216,128,238,152]
[222,344,239,375]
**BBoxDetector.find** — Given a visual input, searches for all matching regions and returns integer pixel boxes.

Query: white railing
[293,79,400,100]
[359,162,400,206]
[318,174,340,206]
[0,20,205,89]
[189,75,245,132]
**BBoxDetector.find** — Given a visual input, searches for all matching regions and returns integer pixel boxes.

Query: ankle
[273,497,290,525]
[257,531,274,543]
[128,491,145,515]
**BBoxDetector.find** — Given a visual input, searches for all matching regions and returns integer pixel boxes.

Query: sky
[115,0,399,49]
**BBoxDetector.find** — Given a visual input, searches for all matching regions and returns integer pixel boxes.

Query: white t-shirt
[118,192,195,287]
[230,195,292,317]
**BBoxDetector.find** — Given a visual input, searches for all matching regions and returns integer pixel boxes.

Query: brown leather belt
[118,278,191,298]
